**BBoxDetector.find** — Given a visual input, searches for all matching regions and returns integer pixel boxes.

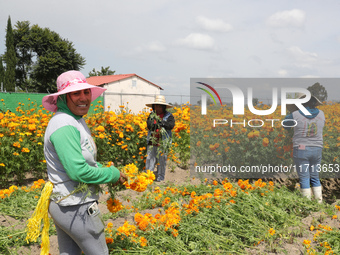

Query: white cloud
[146,41,166,52]
[287,46,318,63]
[176,33,215,50]
[278,69,288,77]
[267,9,305,28]
[131,41,166,55]
[196,16,233,32]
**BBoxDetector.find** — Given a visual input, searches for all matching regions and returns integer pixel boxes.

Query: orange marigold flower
[96,125,105,132]
[21,148,30,153]
[262,137,269,147]
[106,237,113,244]
[140,236,147,247]
[107,198,124,213]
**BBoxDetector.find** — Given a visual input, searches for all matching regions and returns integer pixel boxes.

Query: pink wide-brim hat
[42,70,106,112]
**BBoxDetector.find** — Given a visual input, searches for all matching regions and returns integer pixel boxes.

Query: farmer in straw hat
[40,70,127,254]
[284,93,325,203]
[145,95,175,182]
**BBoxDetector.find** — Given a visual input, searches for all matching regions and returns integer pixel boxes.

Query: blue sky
[1,0,340,103]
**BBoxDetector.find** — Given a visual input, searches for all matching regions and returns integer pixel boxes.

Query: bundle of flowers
[106,163,155,213]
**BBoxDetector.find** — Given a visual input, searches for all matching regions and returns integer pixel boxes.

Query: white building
[87,74,163,114]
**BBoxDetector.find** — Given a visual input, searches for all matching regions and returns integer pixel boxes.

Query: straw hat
[42,70,106,112]
[146,95,173,108]
[286,93,322,112]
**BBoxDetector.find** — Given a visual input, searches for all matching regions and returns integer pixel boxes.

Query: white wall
[103,76,161,114]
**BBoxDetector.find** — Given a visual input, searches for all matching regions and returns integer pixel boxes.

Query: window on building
[132,79,137,88]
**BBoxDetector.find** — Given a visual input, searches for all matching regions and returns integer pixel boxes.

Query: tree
[0,56,4,91]
[13,21,33,92]
[307,82,328,102]
[12,21,86,93]
[88,66,115,77]
[4,16,17,92]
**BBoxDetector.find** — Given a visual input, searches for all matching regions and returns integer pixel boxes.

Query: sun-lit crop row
[1,174,340,254]
[103,177,279,250]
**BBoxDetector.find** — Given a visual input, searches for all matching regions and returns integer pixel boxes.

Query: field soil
[3,167,340,255]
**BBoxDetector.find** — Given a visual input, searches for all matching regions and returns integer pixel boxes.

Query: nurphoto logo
[197,82,311,116]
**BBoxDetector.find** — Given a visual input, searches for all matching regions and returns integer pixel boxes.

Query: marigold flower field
[190,102,340,177]
[0,99,190,187]
[1,99,340,254]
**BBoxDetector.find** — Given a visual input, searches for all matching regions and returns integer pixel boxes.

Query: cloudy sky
[1,0,340,103]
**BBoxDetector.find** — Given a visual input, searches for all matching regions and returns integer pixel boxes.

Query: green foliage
[0,57,4,89]
[0,186,56,254]
[4,16,17,92]
[105,181,333,254]
[13,21,33,92]
[10,21,86,93]
[307,82,328,102]
[88,66,116,76]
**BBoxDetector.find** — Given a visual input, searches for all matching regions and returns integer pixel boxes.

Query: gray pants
[145,145,167,181]
[49,201,108,255]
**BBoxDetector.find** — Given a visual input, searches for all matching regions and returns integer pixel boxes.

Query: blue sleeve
[50,126,121,184]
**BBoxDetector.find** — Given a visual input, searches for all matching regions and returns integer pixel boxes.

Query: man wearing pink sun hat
[42,70,127,254]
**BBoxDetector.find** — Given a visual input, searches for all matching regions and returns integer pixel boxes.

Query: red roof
[86,73,163,90]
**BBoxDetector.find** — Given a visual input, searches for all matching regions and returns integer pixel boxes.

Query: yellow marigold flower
[107,198,124,213]
[28,124,36,131]
[140,237,147,247]
[262,137,269,147]
[21,148,30,153]
[13,142,21,148]
[134,213,143,223]
[172,229,179,237]
[96,125,105,132]
[303,239,311,248]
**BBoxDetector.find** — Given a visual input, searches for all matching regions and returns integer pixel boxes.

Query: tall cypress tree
[0,56,4,91]
[4,16,17,92]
